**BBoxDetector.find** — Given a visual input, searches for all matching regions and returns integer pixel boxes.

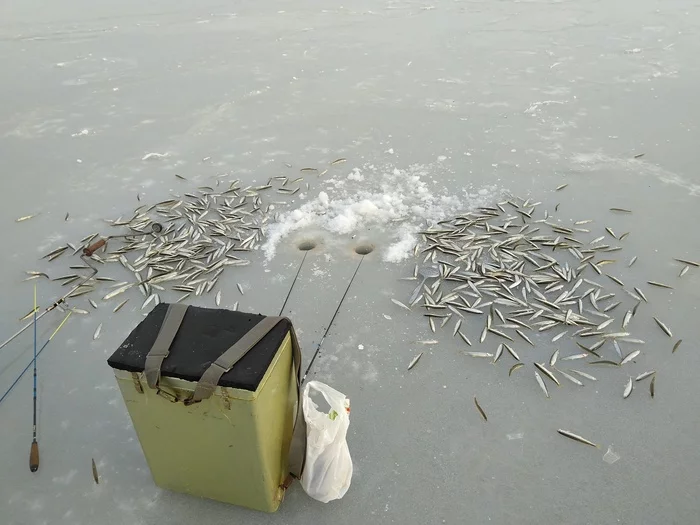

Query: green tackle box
[107,303,305,512]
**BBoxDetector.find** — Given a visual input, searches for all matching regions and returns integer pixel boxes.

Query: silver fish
[534,371,550,398]
[480,325,488,344]
[493,344,504,364]
[551,330,568,342]
[569,369,597,381]
[635,371,656,382]
[620,350,641,365]
[647,281,673,290]
[391,298,411,310]
[457,332,472,346]
[503,343,520,361]
[16,214,39,222]
[407,352,423,370]
[561,353,587,361]
[597,319,614,330]
[622,310,632,329]
[623,377,633,399]
[534,363,560,386]
[142,294,157,310]
[103,284,134,301]
[653,317,672,337]
[509,363,524,376]
[516,329,534,346]
[674,258,699,267]
[113,299,129,313]
[549,349,559,367]
[613,340,623,359]
[557,429,598,448]
[474,397,488,422]
[634,287,648,302]
[43,246,68,259]
[93,324,102,340]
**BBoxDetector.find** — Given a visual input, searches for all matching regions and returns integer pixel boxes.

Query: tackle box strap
[143,303,189,389]
[186,315,306,479]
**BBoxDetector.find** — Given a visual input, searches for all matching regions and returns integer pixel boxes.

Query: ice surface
[1,1,700,524]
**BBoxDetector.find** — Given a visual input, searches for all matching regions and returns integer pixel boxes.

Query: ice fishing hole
[355,244,374,255]
[298,240,317,251]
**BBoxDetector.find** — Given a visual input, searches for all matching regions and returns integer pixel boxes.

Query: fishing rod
[0,255,97,352]
[30,285,38,472]
[0,312,73,409]
[302,253,366,383]
[81,222,163,258]
[0,223,162,353]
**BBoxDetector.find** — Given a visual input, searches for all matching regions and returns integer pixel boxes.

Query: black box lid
[107,304,290,392]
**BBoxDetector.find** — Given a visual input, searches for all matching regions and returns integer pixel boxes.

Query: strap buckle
[156,386,179,403]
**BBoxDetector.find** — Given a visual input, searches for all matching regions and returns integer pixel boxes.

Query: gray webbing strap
[188,316,307,479]
[189,316,283,402]
[144,304,189,389]
[285,325,306,480]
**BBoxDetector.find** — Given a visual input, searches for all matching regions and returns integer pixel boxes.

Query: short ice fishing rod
[0,312,73,409]
[29,307,72,473]
[302,253,366,383]
[0,256,97,353]
[30,285,38,472]
[0,222,162,353]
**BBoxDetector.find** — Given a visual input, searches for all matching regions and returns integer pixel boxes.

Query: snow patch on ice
[262,161,500,262]
[141,152,169,161]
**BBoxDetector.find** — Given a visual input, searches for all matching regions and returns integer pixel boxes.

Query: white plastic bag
[300,381,353,502]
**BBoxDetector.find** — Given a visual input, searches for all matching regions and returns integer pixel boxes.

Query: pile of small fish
[395,194,693,408]
[24,173,317,337]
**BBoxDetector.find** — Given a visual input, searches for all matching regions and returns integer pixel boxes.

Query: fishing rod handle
[29,441,39,472]
[83,238,106,256]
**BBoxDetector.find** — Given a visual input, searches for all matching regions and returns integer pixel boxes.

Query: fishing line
[302,255,365,383]
[30,284,39,472]
[0,225,156,353]
[278,251,309,316]
[0,255,97,352]
[0,312,72,409]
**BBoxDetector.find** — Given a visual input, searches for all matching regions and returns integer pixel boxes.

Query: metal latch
[131,372,144,394]
[156,386,179,403]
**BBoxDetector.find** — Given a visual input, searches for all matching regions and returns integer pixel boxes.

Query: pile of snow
[262,163,500,263]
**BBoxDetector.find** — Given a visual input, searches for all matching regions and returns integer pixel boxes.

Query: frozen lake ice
[1,1,699,523]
